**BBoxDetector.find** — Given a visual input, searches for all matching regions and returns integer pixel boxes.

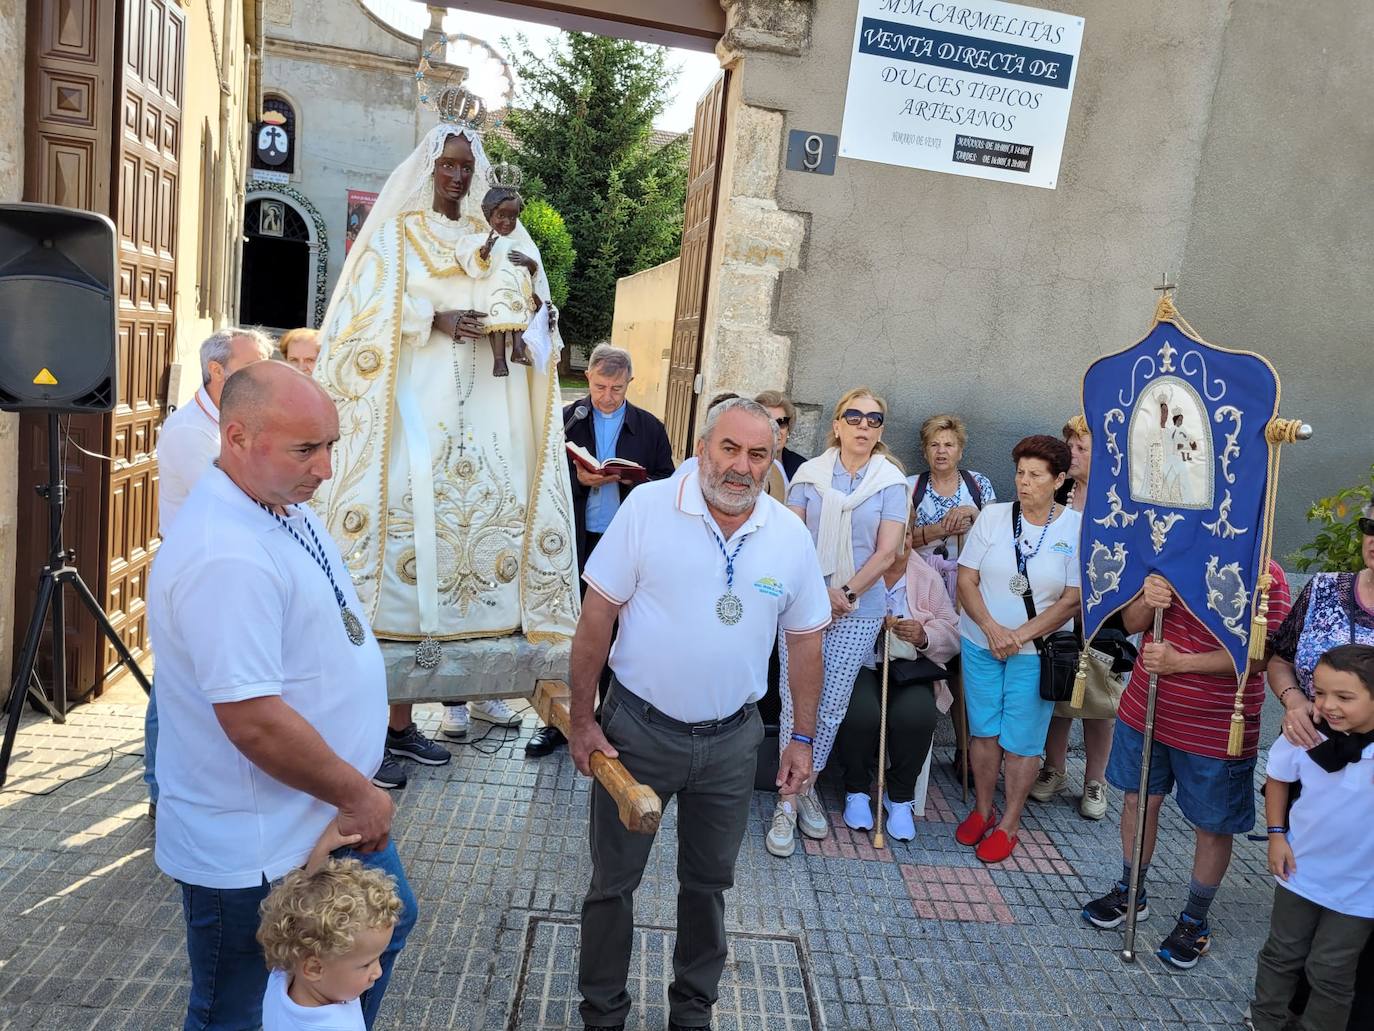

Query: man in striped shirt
[1081,565,1291,970]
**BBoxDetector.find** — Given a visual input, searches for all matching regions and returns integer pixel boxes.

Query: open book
[565,441,649,484]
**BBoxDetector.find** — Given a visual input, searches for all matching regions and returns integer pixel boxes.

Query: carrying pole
[1121,607,1166,962]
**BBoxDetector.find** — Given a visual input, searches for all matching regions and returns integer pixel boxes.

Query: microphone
[564,403,589,435]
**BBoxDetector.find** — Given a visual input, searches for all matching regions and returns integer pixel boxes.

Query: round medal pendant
[415,636,442,670]
[341,608,367,646]
[716,591,744,625]
[1008,573,1030,596]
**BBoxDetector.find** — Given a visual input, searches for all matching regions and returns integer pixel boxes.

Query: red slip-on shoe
[975,828,1019,863]
[955,807,999,846]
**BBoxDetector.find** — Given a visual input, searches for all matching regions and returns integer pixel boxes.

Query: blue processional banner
[1079,306,1281,686]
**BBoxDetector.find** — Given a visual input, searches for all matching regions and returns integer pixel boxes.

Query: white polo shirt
[158,386,221,531]
[147,466,387,889]
[584,470,830,722]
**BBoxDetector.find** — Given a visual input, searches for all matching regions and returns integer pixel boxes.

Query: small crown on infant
[491,160,524,190]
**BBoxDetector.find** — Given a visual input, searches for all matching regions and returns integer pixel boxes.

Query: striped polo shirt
[1117,561,1291,760]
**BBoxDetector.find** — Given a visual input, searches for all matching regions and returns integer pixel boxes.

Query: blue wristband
[791,733,814,745]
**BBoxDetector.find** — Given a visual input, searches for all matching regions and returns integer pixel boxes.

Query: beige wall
[173,0,256,406]
[0,0,23,692]
[611,258,679,417]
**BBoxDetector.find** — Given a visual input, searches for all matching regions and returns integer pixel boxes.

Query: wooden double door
[16,0,183,699]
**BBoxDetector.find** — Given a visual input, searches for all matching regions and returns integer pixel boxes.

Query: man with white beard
[567,397,829,1031]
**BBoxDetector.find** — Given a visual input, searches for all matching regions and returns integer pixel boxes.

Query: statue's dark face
[432,135,475,213]
[488,199,521,237]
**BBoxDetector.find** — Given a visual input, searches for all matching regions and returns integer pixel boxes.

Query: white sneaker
[470,698,522,727]
[440,704,469,740]
[883,794,917,841]
[796,786,831,840]
[766,800,798,857]
[1080,779,1109,820]
[843,792,874,831]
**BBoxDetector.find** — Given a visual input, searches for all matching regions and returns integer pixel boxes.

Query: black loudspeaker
[0,203,117,413]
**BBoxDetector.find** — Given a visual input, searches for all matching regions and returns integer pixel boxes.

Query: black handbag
[1011,502,1082,702]
[888,654,947,688]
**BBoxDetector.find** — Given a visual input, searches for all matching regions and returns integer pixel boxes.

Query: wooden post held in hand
[531,680,662,835]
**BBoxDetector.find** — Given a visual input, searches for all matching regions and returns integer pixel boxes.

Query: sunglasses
[841,409,885,429]
[774,416,790,428]
[1359,517,1374,536]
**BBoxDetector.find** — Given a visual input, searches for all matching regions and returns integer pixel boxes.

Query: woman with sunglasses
[954,435,1082,863]
[766,388,908,857]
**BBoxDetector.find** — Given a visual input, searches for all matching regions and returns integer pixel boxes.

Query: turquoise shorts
[960,638,1055,757]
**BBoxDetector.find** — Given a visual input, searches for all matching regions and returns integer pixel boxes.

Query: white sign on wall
[838,0,1084,189]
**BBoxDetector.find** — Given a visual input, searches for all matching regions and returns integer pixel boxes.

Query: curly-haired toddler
[257,840,403,1031]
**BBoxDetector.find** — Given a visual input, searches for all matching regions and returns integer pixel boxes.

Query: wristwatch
[840,584,857,604]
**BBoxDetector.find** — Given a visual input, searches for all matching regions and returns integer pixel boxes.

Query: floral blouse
[1272,572,1374,697]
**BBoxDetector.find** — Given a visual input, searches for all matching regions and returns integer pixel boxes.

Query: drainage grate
[508,915,821,1031]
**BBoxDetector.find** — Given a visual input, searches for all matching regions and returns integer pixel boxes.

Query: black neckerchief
[1307,721,1374,773]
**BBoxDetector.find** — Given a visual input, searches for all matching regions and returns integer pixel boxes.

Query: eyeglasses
[774,417,790,428]
[841,409,884,428]
[1359,517,1374,536]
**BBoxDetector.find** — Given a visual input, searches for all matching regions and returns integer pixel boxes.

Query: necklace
[1009,502,1058,596]
[704,522,753,625]
[258,502,366,646]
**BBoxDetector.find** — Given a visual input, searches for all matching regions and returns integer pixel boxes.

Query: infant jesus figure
[454,185,549,377]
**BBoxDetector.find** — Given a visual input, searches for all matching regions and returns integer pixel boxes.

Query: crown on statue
[490,160,524,190]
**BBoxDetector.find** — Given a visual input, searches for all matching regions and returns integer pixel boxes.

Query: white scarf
[789,447,908,588]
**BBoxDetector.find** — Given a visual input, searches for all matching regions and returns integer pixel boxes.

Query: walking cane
[873,626,892,850]
[1121,607,1165,963]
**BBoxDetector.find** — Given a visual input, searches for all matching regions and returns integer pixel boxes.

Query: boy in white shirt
[1249,644,1374,1031]
[257,825,403,1031]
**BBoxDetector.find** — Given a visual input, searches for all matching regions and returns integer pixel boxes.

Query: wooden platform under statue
[380,636,570,704]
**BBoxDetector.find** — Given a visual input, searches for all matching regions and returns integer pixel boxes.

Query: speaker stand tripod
[0,412,151,789]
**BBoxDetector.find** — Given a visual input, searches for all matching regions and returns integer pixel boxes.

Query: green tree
[489,32,688,351]
[520,199,575,309]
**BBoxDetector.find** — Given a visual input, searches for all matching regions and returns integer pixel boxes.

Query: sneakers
[1157,912,1211,970]
[1029,764,1067,802]
[1082,882,1149,929]
[371,757,409,789]
[440,704,469,740]
[843,792,874,831]
[470,698,522,727]
[766,799,798,857]
[385,723,452,765]
[795,786,830,840]
[1079,779,1108,820]
[882,795,917,842]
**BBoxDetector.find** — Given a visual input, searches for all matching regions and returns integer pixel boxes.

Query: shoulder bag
[1012,502,1081,703]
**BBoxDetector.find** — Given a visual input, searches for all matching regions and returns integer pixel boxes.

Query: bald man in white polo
[569,397,828,1031]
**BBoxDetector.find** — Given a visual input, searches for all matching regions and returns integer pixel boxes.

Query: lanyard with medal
[705,521,753,625]
[1009,500,1057,597]
[259,502,367,646]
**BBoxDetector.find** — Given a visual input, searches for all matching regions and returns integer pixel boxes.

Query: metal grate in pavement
[508,915,821,1031]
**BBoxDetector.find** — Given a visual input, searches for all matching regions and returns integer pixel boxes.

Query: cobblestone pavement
[0,697,1281,1030]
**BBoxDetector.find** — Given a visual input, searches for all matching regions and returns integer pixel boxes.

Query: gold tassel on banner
[1070,650,1089,710]
[1249,572,1272,662]
[1227,706,1246,757]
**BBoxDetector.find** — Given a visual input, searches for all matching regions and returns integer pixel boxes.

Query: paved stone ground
[0,695,1282,1030]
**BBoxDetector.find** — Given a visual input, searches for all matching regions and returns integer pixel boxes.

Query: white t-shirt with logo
[262,969,365,1030]
[1266,735,1374,917]
[956,502,1081,656]
[148,466,388,888]
[584,471,831,722]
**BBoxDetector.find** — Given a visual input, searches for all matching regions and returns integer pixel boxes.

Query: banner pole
[1121,606,1165,963]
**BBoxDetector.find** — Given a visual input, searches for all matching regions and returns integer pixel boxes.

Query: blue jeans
[143,682,158,803]
[178,840,417,1030]
[1105,720,1256,834]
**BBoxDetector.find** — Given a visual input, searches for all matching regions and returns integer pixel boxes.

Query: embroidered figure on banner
[1127,377,1214,510]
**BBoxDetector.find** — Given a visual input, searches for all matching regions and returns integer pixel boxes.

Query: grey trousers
[1251,883,1374,1031]
[579,685,763,1029]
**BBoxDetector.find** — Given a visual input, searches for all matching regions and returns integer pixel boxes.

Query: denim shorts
[1105,720,1256,834]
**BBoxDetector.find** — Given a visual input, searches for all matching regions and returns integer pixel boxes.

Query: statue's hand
[436,309,488,340]
[509,249,539,275]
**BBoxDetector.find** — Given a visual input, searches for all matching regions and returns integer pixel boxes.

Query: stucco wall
[0,0,23,692]
[709,0,1365,553]
[610,258,679,418]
